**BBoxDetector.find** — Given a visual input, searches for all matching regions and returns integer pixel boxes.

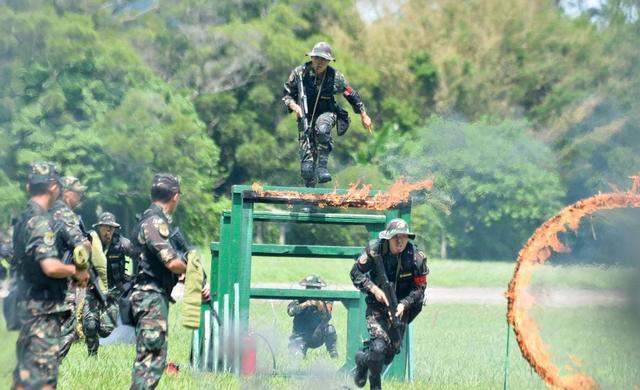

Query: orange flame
[507,175,640,390]
[250,177,433,210]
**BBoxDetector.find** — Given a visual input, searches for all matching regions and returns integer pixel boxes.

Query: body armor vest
[303,63,336,121]
[367,239,417,304]
[133,206,178,296]
[14,204,66,301]
[106,235,128,288]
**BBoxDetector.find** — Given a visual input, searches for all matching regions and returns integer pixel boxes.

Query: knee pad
[301,161,315,180]
[368,338,387,364]
[316,125,332,145]
[84,319,98,336]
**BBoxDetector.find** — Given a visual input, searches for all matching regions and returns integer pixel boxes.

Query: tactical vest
[133,206,178,296]
[292,301,331,336]
[303,63,336,122]
[14,203,66,301]
[367,239,418,304]
[106,235,128,288]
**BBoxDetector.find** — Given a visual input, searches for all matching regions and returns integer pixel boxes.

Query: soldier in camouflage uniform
[129,174,190,389]
[53,176,92,362]
[91,212,133,296]
[350,219,428,390]
[82,211,132,356]
[11,162,89,390]
[287,274,338,359]
[283,42,373,187]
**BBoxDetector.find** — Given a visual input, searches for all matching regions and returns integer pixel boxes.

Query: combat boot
[353,350,368,388]
[301,160,317,188]
[316,150,331,184]
[369,372,382,390]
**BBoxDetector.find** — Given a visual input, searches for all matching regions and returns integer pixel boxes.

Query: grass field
[1,258,638,389]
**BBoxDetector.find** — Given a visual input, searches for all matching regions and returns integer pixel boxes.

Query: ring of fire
[506,175,640,390]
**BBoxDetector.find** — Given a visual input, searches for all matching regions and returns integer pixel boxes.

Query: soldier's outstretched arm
[40,258,76,278]
[335,71,372,131]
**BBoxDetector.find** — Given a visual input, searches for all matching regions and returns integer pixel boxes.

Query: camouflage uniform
[283,42,367,187]
[130,174,184,390]
[12,163,70,389]
[51,194,89,362]
[350,219,428,390]
[83,212,132,356]
[287,275,338,358]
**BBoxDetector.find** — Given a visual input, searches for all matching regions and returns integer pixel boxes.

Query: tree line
[0,0,638,260]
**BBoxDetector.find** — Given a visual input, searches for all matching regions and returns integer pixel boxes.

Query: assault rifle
[57,221,113,319]
[296,69,311,144]
[370,247,405,340]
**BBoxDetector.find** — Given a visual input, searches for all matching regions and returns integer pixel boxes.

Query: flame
[250,177,433,210]
[507,175,640,390]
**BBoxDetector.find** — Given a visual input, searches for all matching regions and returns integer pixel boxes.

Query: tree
[383,117,566,259]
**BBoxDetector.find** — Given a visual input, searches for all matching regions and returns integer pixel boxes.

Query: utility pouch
[118,281,135,326]
[335,105,350,136]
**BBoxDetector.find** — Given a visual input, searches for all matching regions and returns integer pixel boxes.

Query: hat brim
[379,231,416,240]
[93,222,120,228]
[306,52,335,61]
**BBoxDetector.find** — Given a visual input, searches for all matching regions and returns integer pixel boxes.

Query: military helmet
[299,274,327,288]
[151,173,181,194]
[306,41,335,61]
[61,176,87,194]
[28,161,60,185]
[378,218,416,240]
[93,212,120,228]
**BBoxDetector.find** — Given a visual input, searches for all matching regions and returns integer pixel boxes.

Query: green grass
[250,256,632,289]
[1,257,638,389]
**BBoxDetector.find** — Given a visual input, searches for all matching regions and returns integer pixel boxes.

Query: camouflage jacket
[133,204,181,294]
[350,239,428,312]
[282,62,366,115]
[50,199,85,249]
[14,200,68,314]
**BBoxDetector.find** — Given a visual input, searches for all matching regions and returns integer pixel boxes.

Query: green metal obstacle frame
[192,185,416,381]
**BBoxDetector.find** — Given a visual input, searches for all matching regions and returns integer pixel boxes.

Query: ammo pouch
[118,281,135,326]
[335,105,350,136]
[3,279,23,331]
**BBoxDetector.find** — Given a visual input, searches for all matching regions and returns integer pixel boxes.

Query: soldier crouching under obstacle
[350,218,428,390]
[287,274,339,359]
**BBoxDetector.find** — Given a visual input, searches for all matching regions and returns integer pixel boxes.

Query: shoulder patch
[43,231,55,246]
[158,222,170,238]
[415,250,426,264]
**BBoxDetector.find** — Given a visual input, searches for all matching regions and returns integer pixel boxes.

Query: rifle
[57,220,115,323]
[296,69,311,145]
[370,245,405,341]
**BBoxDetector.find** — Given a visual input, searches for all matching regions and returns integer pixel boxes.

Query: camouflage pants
[288,323,338,358]
[82,287,118,356]
[298,112,336,163]
[130,289,169,390]
[12,304,67,389]
[356,303,408,386]
[58,283,80,362]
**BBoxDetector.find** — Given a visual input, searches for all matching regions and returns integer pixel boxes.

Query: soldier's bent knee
[141,329,165,352]
[84,319,98,336]
[301,161,315,180]
[368,338,387,362]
